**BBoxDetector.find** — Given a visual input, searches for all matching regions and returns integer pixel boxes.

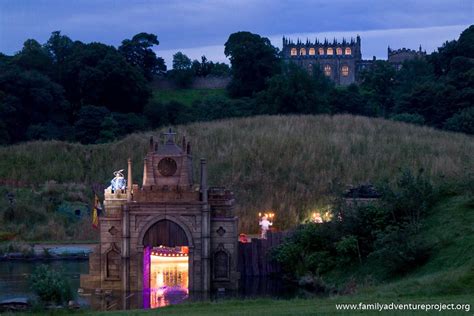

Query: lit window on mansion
[324,65,332,76]
[327,48,334,55]
[291,48,297,56]
[300,48,306,55]
[318,48,324,55]
[309,48,315,55]
[345,47,352,55]
[341,65,349,76]
[336,47,342,55]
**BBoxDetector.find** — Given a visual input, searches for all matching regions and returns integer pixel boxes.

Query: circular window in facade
[157,157,177,176]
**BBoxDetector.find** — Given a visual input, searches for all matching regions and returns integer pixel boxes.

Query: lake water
[0,260,310,311]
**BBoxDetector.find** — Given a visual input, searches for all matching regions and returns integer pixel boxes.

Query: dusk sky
[0,0,472,67]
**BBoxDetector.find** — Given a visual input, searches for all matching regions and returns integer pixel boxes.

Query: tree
[390,113,426,125]
[256,63,330,114]
[0,65,70,143]
[13,39,53,75]
[99,115,119,143]
[329,84,366,115]
[444,107,474,134]
[429,25,474,76]
[61,42,150,113]
[45,31,74,82]
[143,100,169,127]
[119,32,166,80]
[29,265,74,305]
[224,31,280,97]
[172,52,192,70]
[395,82,458,127]
[74,105,110,144]
[359,61,396,116]
[191,55,231,77]
[210,62,231,76]
[170,52,193,88]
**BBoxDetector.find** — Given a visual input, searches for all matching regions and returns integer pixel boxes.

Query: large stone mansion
[282,35,426,85]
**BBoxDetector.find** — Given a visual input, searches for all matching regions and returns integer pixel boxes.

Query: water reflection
[0,260,308,311]
[0,260,88,302]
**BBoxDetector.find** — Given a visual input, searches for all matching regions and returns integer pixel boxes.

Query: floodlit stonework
[282,36,426,85]
[80,131,239,294]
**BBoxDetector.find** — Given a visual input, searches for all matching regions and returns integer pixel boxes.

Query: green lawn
[14,295,473,316]
[152,88,228,106]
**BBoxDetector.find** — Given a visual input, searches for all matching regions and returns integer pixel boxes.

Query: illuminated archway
[142,219,191,308]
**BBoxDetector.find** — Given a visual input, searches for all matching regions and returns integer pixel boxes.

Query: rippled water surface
[0,260,309,311]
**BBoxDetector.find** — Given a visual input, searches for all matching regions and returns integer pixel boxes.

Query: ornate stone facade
[80,131,239,295]
[282,36,425,85]
[282,36,362,85]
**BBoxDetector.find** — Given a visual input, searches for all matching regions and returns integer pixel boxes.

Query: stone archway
[143,220,189,247]
[137,215,195,250]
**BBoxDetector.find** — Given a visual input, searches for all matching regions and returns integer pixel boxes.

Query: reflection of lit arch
[327,48,334,55]
[309,48,315,55]
[345,47,352,55]
[290,48,297,56]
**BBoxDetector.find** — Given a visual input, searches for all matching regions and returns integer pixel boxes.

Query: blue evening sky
[0,0,472,66]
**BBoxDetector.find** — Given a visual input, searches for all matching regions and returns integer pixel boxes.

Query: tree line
[0,31,230,144]
[0,26,473,145]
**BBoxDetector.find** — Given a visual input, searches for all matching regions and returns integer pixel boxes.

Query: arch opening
[142,219,190,308]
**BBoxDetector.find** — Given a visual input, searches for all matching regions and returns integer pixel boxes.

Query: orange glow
[312,212,323,223]
[259,211,275,220]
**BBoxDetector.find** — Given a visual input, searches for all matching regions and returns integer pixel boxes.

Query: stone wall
[152,76,231,90]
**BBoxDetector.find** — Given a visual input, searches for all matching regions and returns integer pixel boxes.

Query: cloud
[1,0,471,59]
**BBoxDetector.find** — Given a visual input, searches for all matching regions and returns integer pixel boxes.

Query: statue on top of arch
[108,169,127,192]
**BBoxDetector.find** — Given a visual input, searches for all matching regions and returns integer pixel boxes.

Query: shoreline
[0,243,96,261]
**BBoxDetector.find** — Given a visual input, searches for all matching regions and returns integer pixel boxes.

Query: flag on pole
[92,194,102,229]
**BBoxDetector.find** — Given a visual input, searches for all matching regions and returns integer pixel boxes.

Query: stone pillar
[127,159,132,202]
[123,158,131,294]
[142,158,148,186]
[122,204,130,293]
[148,136,154,152]
[200,158,210,291]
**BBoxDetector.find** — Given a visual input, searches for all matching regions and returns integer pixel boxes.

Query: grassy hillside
[370,194,474,298]
[0,115,473,235]
[152,88,228,106]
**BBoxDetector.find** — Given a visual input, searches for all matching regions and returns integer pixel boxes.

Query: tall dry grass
[1,115,473,232]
